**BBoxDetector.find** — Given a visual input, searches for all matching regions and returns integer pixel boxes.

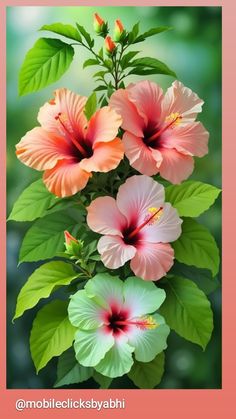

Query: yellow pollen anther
[165,112,182,127]
[141,315,158,330]
[147,207,163,224]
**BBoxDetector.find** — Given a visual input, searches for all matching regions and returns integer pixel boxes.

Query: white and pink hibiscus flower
[109,80,209,184]
[16,88,124,197]
[87,175,182,281]
[68,274,170,378]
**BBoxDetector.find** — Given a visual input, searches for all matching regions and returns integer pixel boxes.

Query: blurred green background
[7,6,221,389]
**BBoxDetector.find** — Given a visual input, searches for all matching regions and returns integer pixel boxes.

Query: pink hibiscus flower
[87,175,182,281]
[16,88,124,197]
[109,80,209,184]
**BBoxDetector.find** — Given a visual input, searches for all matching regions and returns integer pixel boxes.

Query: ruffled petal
[15,127,72,171]
[158,147,194,184]
[87,196,127,236]
[142,203,182,243]
[162,80,204,124]
[86,107,122,146]
[68,290,104,330]
[97,235,136,269]
[123,277,166,318]
[43,158,90,197]
[109,88,145,137]
[123,132,162,176]
[38,88,87,138]
[128,313,170,362]
[130,242,174,281]
[95,335,134,378]
[74,327,114,367]
[80,138,124,173]
[116,175,164,226]
[85,273,124,312]
[127,80,164,126]
[162,121,209,157]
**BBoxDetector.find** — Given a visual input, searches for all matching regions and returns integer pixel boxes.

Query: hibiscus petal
[142,203,182,243]
[130,242,174,281]
[159,147,194,184]
[74,327,114,367]
[127,80,164,126]
[123,132,162,176]
[86,107,122,146]
[109,89,145,137]
[43,158,90,197]
[95,335,134,378]
[162,121,209,157]
[128,313,170,362]
[15,127,72,171]
[87,196,127,236]
[80,138,124,173]
[162,80,204,123]
[123,277,166,318]
[68,290,103,330]
[98,235,136,269]
[116,175,164,226]
[38,88,87,138]
[85,273,124,312]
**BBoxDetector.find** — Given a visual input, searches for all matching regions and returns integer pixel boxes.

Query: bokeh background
[7,6,221,389]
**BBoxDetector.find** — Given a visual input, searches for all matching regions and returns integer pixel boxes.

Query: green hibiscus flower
[68,274,170,378]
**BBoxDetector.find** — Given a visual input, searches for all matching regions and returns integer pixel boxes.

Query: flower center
[55,113,92,160]
[123,207,163,244]
[144,112,182,147]
[106,309,158,336]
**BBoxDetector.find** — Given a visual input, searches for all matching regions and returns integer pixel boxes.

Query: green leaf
[128,57,176,77]
[128,352,165,389]
[19,38,74,96]
[76,23,94,48]
[133,26,170,43]
[19,208,83,263]
[93,70,108,79]
[30,300,76,373]
[83,58,100,69]
[159,276,213,350]
[93,371,113,389]
[103,59,112,71]
[8,179,57,222]
[84,92,97,120]
[98,47,104,59]
[120,51,140,69]
[165,181,221,217]
[128,22,140,43]
[14,261,78,320]
[170,262,220,295]
[40,23,82,42]
[54,347,93,388]
[94,85,107,92]
[172,218,220,277]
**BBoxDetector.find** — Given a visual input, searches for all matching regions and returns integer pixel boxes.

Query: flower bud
[113,19,125,42]
[104,36,116,54]
[93,13,105,34]
[64,230,83,257]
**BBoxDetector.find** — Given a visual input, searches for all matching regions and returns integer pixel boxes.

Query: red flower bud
[104,36,116,54]
[64,230,77,246]
[93,13,105,33]
[114,19,125,41]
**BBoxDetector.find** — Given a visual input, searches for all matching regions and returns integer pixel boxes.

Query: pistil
[113,316,157,330]
[145,114,182,144]
[127,207,163,240]
[55,113,88,158]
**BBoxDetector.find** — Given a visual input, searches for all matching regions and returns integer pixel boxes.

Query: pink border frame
[1,1,235,417]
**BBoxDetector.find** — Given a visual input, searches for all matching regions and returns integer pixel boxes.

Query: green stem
[74,261,92,278]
